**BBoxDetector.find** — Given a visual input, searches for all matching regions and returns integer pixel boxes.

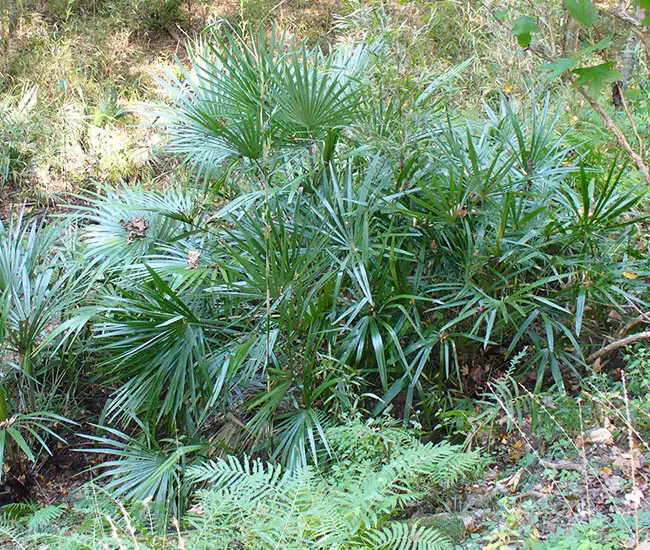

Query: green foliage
[1,9,649,545]
[92,84,127,127]
[0,87,41,187]
[572,62,620,94]
[81,421,208,516]
[564,0,598,28]
[157,24,363,174]
[0,419,477,549]
[140,0,184,30]
[0,487,167,548]
[463,503,650,549]
[512,16,539,48]
[0,208,81,480]
[499,0,650,183]
[65,82,647,500]
[0,412,70,483]
[183,419,477,549]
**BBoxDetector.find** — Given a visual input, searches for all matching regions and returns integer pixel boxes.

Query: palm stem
[21,349,36,410]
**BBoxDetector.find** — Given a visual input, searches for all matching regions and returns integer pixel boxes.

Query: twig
[577,87,650,186]
[587,331,650,363]
[618,83,644,157]
[621,371,640,548]
[612,8,642,28]
[620,312,650,336]
[578,398,592,517]
[538,458,585,472]
[609,6,650,58]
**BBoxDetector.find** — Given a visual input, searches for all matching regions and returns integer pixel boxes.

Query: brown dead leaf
[119,217,149,244]
[614,451,644,473]
[187,251,201,269]
[504,468,523,493]
[625,487,644,508]
[188,503,204,515]
[583,427,614,445]
[450,204,468,218]
[605,475,625,493]
[599,466,613,477]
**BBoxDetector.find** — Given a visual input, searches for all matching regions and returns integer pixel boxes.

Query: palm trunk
[21,349,35,410]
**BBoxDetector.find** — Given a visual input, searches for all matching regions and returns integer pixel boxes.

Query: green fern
[361,522,451,549]
[184,420,478,549]
[0,420,477,549]
[26,504,65,532]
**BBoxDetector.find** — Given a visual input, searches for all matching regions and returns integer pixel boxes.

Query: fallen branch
[587,331,650,363]
[620,312,650,336]
[539,458,584,472]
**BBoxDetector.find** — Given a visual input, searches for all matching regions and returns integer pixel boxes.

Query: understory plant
[0,18,646,527]
[0,417,479,549]
[0,209,83,481]
[44,23,646,512]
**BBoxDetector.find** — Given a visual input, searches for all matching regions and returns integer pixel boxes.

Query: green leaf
[494,9,508,20]
[575,287,586,336]
[565,0,598,27]
[512,16,539,48]
[544,57,578,79]
[572,62,621,93]
[577,35,613,56]
[7,427,35,462]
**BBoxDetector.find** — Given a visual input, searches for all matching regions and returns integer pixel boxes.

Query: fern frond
[184,420,478,548]
[337,442,477,529]
[188,455,291,503]
[0,501,39,520]
[362,522,452,550]
[0,523,25,549]
[26,504,65,532]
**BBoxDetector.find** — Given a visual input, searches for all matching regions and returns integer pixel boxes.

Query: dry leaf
[187,251,201,269]
[605,475,625,493]
[119,217,149,244]
[625,488,644,508]
[583,427,614,445]
[599,466,613,477]
[188,503,204,515]
[614,451,644,473]
[623,271,639,280]
[504,468,523,493]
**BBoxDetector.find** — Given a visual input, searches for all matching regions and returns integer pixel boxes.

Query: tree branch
[587,331,650,363]
[577,87,650,185]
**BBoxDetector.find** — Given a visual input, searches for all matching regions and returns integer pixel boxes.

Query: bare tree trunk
[636,5,650,60]
[621,30,638,85]
[9,0,17,36]
[2,0,17,56]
